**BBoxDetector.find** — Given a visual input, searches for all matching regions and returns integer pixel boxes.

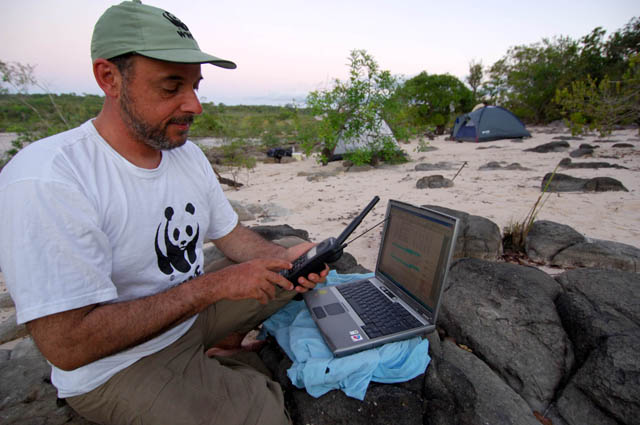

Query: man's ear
[93,59,122,98]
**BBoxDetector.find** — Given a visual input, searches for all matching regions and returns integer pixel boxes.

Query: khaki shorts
[67,237,303,425]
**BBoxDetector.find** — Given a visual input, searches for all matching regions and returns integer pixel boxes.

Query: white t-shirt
[0,120,238,397]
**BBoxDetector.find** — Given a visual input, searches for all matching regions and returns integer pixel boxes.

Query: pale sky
[1,0,637,105]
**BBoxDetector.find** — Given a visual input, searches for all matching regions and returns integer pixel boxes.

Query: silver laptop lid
[375,200,459,323]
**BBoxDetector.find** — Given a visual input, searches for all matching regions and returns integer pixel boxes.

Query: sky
[1,0,637,106]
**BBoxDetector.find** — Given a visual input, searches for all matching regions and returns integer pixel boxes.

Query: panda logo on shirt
[155,202,200,275]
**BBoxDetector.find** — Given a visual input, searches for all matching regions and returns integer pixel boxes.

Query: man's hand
[212,258,295,304]
[284,242,330,293]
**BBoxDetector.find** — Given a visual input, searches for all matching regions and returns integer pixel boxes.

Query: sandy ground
[220,127,640,272]
[0,126,638,340]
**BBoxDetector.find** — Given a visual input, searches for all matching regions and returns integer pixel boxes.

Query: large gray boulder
[542,173,629,192]
[526,220,640,272]
[439,258,572,412]
[424,340,541,425]
[552,268,640,424]
[423,205,502,260]
[0,339,94,424]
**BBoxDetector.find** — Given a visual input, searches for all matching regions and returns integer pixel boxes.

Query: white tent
[333,119,399,156]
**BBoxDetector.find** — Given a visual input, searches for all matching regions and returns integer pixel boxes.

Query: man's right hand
[211,258,294,304]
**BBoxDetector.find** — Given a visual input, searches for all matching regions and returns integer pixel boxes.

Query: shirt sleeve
[0,179,117,324]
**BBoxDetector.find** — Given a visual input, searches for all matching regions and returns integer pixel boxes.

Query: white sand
[221,127,640,271]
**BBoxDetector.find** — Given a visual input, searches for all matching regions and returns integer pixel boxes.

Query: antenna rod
[336,196,380,246]
[343,217,389,247]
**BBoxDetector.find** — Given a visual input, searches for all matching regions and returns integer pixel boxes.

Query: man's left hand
[285,242,330,293]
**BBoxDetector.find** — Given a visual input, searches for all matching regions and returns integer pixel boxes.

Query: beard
[119,85,194,151]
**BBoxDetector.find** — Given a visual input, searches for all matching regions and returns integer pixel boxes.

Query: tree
[303,49,402,165]
[1,60,72,166]
[555,53,640,136]
[466,59,484,102]
[483,36,579,123]
[395,72,473,133]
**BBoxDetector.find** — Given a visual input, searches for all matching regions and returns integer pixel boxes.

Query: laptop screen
[376,202,457,313]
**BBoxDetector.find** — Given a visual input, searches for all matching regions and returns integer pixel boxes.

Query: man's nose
[182,89,203,115]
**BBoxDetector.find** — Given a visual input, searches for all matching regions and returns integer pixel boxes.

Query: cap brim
[136,49,237,69]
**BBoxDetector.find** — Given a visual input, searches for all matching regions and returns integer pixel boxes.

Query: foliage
[304,49,402,165]
[503,165,558,253]
[483,16,639,124]
[218,138,257,188]
[483,36,579,123]
[466,59,484,102]
[394,72,473,134]
[555,53,640,136]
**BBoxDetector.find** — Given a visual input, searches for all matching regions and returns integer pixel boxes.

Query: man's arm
[27,254,294,371]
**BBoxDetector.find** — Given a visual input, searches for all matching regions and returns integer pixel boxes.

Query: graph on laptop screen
[377,204,455,311]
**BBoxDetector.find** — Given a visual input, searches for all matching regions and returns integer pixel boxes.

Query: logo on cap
[162,11,194,40]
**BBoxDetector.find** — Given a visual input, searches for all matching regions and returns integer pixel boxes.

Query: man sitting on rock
[0,1,327,424]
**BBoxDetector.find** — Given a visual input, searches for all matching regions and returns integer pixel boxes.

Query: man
[0,1,327,424]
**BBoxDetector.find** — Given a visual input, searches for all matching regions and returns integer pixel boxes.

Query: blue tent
[451,106,530,142]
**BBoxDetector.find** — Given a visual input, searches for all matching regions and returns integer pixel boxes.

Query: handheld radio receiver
[280,196,380,285]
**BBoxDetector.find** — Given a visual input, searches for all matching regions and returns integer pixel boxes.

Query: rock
[569,146,594,158]
[246,202,291,219]
[328,251,372,274]
[542,173,628,192]
[0,313,28,345]
[525,141,570,153]
[554,268,640,365]
[525,220,586,263]
[613,143,634,148]
[416,175,454,189]
[250,224,310,242]
[414,162,456,171]
[290,384,424,425]
[569,332,640,425]
[552,136,583,141]
[526,220,640,271]
[422,205,502,260]
[552,238,640,271]
[0,292,14,308]
[553,269,640,424]
[424,340,541,425]
[228,199,256,221]
[583,176,629,192]
[558,157,628,169]
[478,161,530,171]
[440,258,571,412]
[0,350,94,424]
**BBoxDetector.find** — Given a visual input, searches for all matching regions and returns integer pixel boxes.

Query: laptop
[303,200,459,357]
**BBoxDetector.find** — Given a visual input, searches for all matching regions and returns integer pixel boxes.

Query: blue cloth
[262,270,431,400]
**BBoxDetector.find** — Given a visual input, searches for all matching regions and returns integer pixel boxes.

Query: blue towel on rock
[262,270,431,400]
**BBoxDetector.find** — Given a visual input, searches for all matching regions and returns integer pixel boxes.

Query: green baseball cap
[91,0,236,69]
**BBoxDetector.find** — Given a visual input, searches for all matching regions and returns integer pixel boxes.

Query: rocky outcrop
[542,173,629,192]
[478,161,531,171]
[526,220,640,272]
[558,157,628,169]
[422,205,502,261]
[416,175,454,189]
[439,259,572,413]
[525,141,570,153]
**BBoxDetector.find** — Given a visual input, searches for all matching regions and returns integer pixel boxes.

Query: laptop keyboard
[337,280,423,339]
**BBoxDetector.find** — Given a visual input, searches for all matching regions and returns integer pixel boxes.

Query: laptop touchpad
[323,303,346,315]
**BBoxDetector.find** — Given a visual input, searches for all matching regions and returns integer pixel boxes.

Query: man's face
[117,56,203,150]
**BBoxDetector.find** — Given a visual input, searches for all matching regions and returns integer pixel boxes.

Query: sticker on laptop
[349,330,363,342]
